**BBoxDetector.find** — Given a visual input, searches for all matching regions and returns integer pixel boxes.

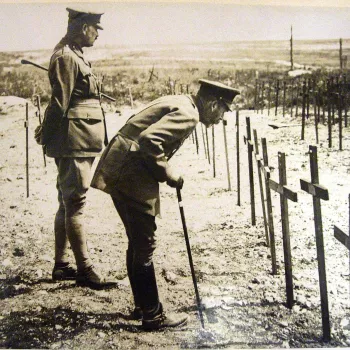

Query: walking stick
[25,102,29,198]
[176,187,205,329]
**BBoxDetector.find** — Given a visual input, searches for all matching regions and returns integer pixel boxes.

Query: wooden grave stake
[317,88,321,125]
[267,80,271,116]
[253,129,269,246]
[212,125,216,178]
[327,79,332,148]
[300,145,331,342]
[245,117,256,225]
[295,80,300,117]
[275,80,280,116]
[313,84,319,144]
[260,81,265,114]
[261,138,277,275]
[306,79,311,119]
[254,79,258,111]
[321,82,326,125]
[343,76,348,127]
[290,79,294,118]
[236,109,241,206]
[301,80,307,141]
[337,88,343,151]
[205,127,211,165]
[194,126,199,155]
[35,95,46,167]
[269,152,298,309]
[282,80,287,118]
[25,102,29,197]
[223,117,231,191]
[331,77,335,124]
[200,123,208,160]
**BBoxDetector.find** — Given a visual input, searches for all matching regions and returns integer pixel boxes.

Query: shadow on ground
[0,307,140,348]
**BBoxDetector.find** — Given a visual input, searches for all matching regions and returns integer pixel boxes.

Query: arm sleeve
[41,53,79,143]
[138,106,198,182]
[49,53,79,115]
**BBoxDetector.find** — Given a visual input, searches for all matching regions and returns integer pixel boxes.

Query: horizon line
[2,36,349,54]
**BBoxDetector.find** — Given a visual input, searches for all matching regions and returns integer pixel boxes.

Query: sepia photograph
[0,0,349,348]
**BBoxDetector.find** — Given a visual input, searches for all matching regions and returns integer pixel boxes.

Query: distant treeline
[0,61,349,111]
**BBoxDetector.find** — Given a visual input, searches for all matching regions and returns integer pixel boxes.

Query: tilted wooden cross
[253,129,269,247]
[269,152,298,309]
[261,138,277,275]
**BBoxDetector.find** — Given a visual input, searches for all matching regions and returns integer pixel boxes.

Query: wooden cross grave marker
[236,109,241,206]
[253,129,270,247]
[300,145,331,342]
[269,152,298,309]
[244,117,256,226]
[148,65,158,82]
[261,138,277,275]
[223,117,231,191]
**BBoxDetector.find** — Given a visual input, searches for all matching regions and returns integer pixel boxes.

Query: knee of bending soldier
[133,244,156,266]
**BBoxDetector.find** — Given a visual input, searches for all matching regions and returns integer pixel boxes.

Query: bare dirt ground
[0,96,350,349]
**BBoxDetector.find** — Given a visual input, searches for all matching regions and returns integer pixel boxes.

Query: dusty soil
[0,96,349,349]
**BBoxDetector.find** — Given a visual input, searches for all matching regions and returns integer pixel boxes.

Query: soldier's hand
[34,124,43,145]
[166,175,184,189]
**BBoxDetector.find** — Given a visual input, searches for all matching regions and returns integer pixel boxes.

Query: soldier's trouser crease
[113,196,161,317]
[54,157,94,271]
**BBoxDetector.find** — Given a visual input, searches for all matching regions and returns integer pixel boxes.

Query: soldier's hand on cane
[166,169,184,189]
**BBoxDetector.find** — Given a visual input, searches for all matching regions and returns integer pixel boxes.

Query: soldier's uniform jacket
[43,37,105,158]
[91,95,199,216]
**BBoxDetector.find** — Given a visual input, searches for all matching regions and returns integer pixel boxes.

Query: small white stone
[2,258,12,267]
[340,318,350,328]
[281,340,290,348]
[279,321,289,328]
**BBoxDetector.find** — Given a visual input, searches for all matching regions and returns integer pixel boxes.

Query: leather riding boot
[134,263,188,331]
[142,304,188,331]
[127,249,142,320]
[76,265,119,290]
[133,262,160,317]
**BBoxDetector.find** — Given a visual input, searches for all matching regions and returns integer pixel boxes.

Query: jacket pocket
[87,73,99,96]
[66,105,104,151]
[91,135,132,191]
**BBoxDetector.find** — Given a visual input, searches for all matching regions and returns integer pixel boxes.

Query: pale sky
[0,0,349,52]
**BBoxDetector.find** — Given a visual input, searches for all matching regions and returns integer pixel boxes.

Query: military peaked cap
[66,6,104,30]
[199,79,240,111]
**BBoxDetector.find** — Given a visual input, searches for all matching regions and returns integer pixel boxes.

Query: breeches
[112,196,157,266]
[54,157,94,269]
[55,157,94,215]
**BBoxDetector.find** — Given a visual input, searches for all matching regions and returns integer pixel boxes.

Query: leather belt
[70,98,100,106]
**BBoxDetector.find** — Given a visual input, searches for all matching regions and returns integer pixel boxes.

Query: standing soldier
[91,80,240,330]
[35,6,116,290]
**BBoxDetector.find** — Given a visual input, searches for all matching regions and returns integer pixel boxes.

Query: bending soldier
[91,79,240,329]
[35,6,116,290]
